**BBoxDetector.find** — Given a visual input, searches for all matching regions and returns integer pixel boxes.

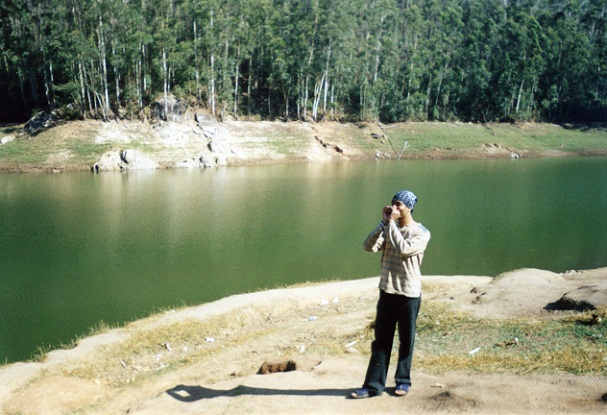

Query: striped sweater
[363,221,431,298]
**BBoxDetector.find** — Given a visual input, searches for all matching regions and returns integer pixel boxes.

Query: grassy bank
[1,121,606,172]
[49,282,607,390]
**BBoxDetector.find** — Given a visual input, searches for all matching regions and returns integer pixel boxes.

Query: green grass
[58,294,607,389]
[415,303,607,374]
[0,138,48,164]
[0,122,113,169]
[1,121,606,171]
[355,122,607,156]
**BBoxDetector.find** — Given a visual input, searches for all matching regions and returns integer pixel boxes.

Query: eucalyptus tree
[419,0,464,120]
[348,0,398,121]
[397,0,427,120]
[1,0,606,123]
[1,0,55,114]
[455,0,502,121]
[537,0,593,121]
[313,0,359,120]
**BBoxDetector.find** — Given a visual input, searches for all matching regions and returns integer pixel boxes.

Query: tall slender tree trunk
[234,42,240,116]
[373,14,385,84]
[516,79,524,114]
[247,55,252,116]
[313,72,325,120]
[330,83,335,118]
[360,83,366,121]
[425,74,432,119]
[303,75,309,118]
[42,56,52,107]
[193,21,201,100]
[135,56,142,109]
[98,16,110,120]
[143,43,149,95]
[113,45,120,110]
[322,44,331,116]
[210,6,216,118]
[162,48,168,121]
[77,57,90,116]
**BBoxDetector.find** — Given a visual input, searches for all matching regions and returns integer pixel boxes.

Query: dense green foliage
[1,0,606,123]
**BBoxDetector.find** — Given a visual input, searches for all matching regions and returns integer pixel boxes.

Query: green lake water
[1,157,606,363]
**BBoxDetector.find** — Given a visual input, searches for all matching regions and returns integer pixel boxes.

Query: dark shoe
[394,383,410,396]
[350,387,381,399]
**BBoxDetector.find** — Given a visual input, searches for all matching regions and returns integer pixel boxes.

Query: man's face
[392,199,410,217]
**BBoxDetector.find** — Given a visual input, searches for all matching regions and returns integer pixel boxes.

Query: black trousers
[362,290,421,394]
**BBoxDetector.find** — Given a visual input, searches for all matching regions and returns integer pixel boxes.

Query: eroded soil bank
[1,120,606,173]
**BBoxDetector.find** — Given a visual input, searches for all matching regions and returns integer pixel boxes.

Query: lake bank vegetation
[1,0,606,124]
[19,275,607,392]
[1,120,606,173]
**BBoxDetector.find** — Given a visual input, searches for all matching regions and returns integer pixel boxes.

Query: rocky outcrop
[24,111,56,135]
[92,149,157,172]
[151,96,188,121]
[120,149,156,169]
[90,116,233,172]
[0,135,15,145]
[174,153,215,169]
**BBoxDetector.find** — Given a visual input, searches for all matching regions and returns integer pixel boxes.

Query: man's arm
[363,222,386,252]
[385,223,430,257]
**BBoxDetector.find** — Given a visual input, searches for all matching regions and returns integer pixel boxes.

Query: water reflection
[0,157,606,363]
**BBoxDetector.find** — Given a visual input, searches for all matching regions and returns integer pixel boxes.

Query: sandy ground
[1,268,607,415]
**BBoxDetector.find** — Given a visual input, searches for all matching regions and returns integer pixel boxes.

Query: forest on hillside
[1,0,606,123]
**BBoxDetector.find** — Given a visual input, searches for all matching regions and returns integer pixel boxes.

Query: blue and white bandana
[392,190,417,212]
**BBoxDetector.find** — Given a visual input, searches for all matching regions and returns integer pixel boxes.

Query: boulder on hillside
[151,96,188,121]
[0,135,15,145]
[92,149,157,172]
[25,111,57,135]
[92,151,122,172]
[120,149,156,170]
[174,153,215,169]
[195,112,215,125]
[194,114,216,137]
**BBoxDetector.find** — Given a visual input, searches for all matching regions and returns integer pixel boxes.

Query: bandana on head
[392,190,417,212]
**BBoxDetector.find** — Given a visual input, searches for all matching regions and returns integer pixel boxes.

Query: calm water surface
[1,157,606,363]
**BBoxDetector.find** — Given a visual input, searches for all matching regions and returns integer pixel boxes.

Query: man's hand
[382,205,401,224]
[382,206,392,222]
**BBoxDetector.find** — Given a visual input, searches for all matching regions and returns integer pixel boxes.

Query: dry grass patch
[40,288,607,392]
[65,308,275,386]
[62,293,377,387]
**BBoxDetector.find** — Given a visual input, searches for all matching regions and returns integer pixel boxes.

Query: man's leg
[394,295,421,387]
[362,291,397,395]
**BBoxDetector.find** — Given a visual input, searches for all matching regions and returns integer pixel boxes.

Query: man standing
[351,190,431,399]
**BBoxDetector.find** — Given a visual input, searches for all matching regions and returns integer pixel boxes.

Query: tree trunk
[113,45,120,110]
[142,42,148,96]
[360,83,366,121]
[303,75,309,118]
[77,57,90,116]
[193,21,201,100]
[210,6,216,118]
[98,16,110,120]
[162,48,168,121]
[313,72,325,120]
[516,79,524,114]
[323,44,331,116]
[425,74,432,119]
[247,55,252,116]
[234,51,240,116]
[373,14,386,84]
